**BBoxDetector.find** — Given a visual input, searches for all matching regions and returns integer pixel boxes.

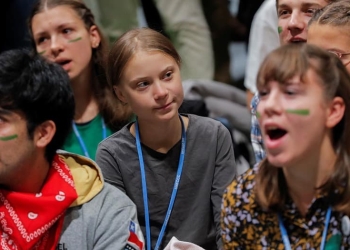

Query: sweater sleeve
[211,123,237,249]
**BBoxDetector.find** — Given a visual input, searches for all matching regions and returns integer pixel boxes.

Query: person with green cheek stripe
[0,49,144,250]
[29,0,133,161]
[222,43,350,249]
[250,0,335,164]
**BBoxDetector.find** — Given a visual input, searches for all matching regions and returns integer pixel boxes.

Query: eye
[305,8,317,16]
[137,81,149,89]
[258,90,268,98]
[62,28,73,34]
[37,37,48,45]
[285,90,295,95]
[284,86,298,96]
[164,71,173,80]
[278,9,290,17]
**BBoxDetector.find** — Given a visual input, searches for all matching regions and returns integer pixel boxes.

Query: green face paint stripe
[285,109,310,115]
[256,111,261,118]
[38,50,46,55]
[0,134,18,141]
[68,37,82,43]
[278,26,282,34]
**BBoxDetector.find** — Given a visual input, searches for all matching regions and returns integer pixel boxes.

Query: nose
[153,81,169,100]
[287,11,306,34]
[50,36,64,57]
[259,91,283,117]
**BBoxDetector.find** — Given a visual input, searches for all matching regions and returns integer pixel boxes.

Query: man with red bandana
[0,49,144,250]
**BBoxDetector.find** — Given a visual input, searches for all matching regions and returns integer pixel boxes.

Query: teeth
[267,126,279,130]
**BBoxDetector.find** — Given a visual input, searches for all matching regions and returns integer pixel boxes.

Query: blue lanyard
[278,206,332,250]
[135,115,186,250]
[72,117,107,158]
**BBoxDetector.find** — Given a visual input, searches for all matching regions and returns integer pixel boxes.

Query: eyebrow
[129,65,175,83]
[278,2,322,9]
[301,2,322,8]
[33,22,76,37]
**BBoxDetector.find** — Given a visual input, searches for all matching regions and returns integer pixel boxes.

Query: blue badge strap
[72,117,107,158]
[320,206,332,250]
[278,206,332,250]
[135,120,151,250]
[102,118,107,139]
[135,115,186,250]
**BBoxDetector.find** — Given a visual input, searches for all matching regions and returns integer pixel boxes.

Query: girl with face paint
[29,0,132,160]
[222,43,350,249]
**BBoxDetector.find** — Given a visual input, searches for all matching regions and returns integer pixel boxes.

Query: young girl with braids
[29,0,131,160]
[222,43,350,249]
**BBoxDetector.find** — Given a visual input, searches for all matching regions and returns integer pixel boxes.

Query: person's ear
[89,25,101,49]
[34,120,56,148]
[326,97,345,128]
[113,86,128,104]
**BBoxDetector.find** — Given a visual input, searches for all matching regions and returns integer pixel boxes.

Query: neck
[283,135,337,216]
[71,71,99,123]
[132,114,188,153]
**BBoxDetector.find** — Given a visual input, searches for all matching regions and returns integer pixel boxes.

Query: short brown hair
[255,43,350,215]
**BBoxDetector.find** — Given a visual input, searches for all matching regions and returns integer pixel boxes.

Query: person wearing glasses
[308,0,350,73]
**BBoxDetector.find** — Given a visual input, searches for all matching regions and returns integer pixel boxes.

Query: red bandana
[0,154,78,250]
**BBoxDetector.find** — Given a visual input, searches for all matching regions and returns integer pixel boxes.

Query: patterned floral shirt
[221,164,350,249]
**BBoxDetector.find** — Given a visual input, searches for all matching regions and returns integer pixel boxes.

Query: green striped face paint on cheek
[0,134,18,141]
[256,111,261,118]
[285,109,310,116]
[68,37,82,43]
[38,50,46,55]
[278,26,282,34]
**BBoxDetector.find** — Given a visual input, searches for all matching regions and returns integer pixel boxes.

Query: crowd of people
[1,0,350,249]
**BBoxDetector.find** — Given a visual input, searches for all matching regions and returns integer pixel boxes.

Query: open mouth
[57,60,71,67]
[266,127,287,140]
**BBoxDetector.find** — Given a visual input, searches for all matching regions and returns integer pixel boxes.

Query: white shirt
[244,0,280,93]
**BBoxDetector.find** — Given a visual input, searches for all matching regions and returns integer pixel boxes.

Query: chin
[266,153,291,168]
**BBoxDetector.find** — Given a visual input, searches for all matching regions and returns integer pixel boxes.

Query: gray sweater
[56,152,144,250]
[96,114,237,250]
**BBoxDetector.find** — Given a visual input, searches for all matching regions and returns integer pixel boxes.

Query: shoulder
[98,124,134,151]
[223,164,259,214]
[187,114,226,132]
[93,182,135,209]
